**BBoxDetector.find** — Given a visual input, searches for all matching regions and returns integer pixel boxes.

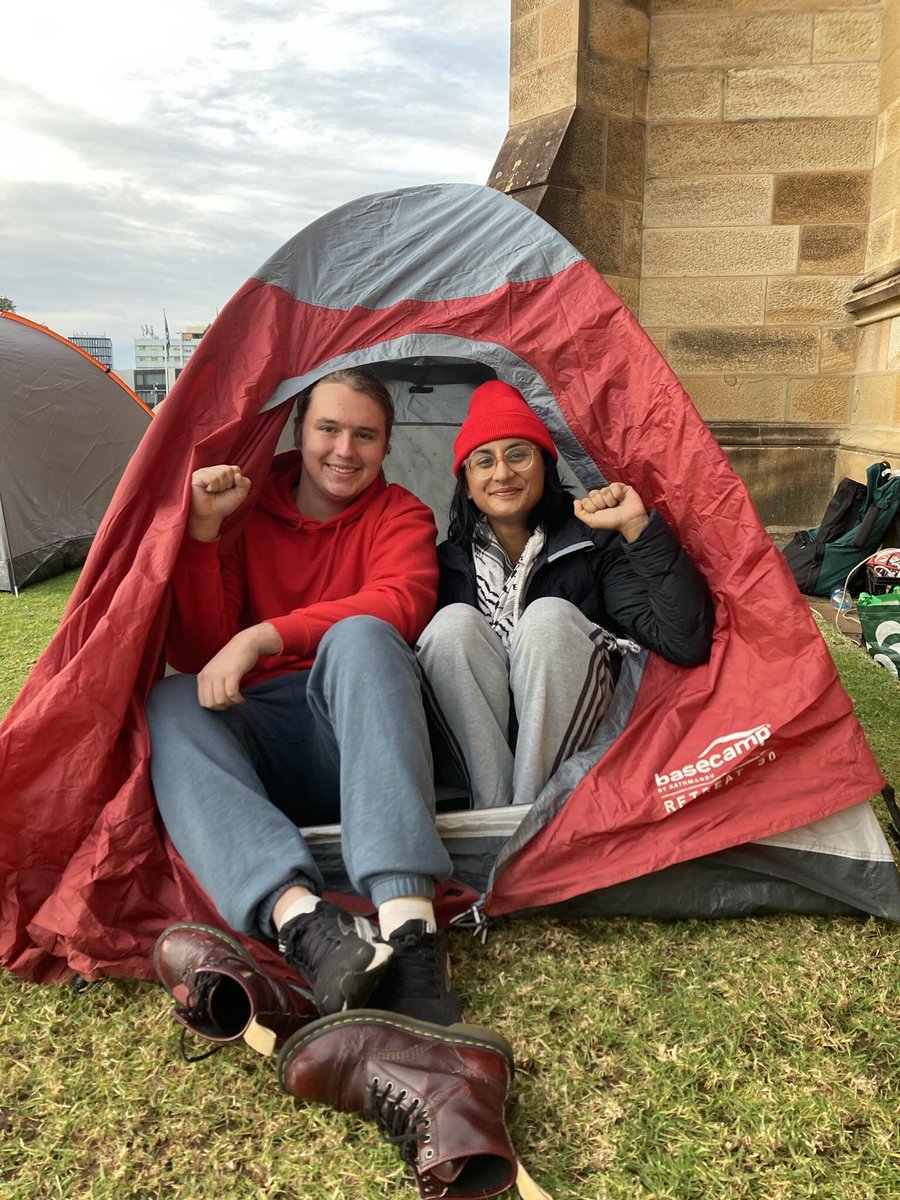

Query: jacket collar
[441,515,596,571]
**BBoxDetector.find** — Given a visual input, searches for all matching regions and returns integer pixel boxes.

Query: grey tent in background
[0,313,152,592]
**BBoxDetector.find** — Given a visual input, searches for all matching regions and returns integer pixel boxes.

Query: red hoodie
[166,451,438,686]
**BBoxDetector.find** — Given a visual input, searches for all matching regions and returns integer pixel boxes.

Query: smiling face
[293,382,388,520]
[464,438,546,533]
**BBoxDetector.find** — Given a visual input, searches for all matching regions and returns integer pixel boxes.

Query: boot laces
[369,1077,430,1167]
[178,1025,223,1063]
[176,967,226,1063]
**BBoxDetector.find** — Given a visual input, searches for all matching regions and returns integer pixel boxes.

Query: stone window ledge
[707,421,841,447]
[845,259,900,326]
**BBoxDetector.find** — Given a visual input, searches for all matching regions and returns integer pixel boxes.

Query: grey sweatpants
[147,616,452,940]
[416,597,613,808]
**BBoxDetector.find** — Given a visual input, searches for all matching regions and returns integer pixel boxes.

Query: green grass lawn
[1,572,898,1199]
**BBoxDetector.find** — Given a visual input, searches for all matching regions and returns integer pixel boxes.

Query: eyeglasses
[464,444,536,478]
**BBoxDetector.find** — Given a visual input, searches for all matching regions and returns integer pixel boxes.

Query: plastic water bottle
[830,587,851,612]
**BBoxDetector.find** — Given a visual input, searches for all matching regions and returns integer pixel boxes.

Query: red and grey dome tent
[0,183,897,985]
[0,312,152,592]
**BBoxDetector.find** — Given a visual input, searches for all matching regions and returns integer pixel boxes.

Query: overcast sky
[1,0,510,368]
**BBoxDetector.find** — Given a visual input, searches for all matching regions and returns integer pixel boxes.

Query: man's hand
[197,623,283,710]
[574,483,649,543]
[189,465,252,541]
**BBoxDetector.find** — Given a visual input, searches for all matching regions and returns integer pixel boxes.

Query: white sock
[378,897,437,940]
[275,893,321,930]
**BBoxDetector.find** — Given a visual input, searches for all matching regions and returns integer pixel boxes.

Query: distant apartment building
[69,333,113,369]
[133,323,207,408]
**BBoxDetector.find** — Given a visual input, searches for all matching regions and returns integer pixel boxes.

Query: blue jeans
[146,616,452,939]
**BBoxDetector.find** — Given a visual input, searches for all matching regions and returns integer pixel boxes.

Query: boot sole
[276,1008,515,1090]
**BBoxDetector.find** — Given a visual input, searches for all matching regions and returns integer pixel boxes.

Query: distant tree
[0,296,15,313]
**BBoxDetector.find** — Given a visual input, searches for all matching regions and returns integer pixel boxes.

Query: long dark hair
[447,450,574,547]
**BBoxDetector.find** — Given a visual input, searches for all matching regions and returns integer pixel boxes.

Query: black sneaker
[279,901,393,1016]
[368,920,462,1026]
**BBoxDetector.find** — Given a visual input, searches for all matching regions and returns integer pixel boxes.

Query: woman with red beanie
[416,380,715,809]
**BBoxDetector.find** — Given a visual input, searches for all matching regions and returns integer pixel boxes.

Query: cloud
[1,0,509,366]
[208,0,303,21]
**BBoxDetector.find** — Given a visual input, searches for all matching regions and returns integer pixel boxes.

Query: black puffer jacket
[436,510,715,668]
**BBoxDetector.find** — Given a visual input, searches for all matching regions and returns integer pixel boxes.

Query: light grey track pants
[416,597,613,809]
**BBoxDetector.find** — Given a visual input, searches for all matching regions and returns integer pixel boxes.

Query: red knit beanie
[453,381,558,476]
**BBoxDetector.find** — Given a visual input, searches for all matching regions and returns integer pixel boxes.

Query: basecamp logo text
[655,725,773,812]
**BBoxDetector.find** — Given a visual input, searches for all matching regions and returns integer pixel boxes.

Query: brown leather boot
[277,1009,518,1198]
[154,923,315,1058]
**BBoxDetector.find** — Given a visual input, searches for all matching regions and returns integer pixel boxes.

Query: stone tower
[492,0,900,526]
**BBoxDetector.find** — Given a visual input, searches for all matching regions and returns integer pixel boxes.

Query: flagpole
[163,309,171,397]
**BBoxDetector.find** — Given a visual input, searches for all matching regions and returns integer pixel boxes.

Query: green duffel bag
[857,589,900,678]
[783,463,900,596]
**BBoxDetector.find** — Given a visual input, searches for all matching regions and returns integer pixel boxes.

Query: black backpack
[782,462,899,595]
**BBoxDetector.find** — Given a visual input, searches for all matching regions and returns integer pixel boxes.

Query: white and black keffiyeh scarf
[472,523,546,648]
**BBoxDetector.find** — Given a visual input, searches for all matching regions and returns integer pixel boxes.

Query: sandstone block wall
[495,0,899,526]
[842,0,900,488]
[497,0,649,314]
[640,0,897,523]
[642,2,878,435]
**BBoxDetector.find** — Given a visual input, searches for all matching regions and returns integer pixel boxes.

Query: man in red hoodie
[147,368,459,1026]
